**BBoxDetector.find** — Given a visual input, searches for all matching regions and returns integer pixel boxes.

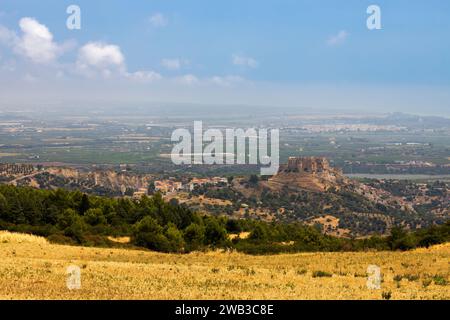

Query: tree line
[0,185,448,254]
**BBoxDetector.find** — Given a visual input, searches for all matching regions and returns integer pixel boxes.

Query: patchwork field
[0,232,448,300]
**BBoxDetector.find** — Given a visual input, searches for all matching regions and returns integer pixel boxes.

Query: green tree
[0,193,9,220]
[184,223,206,251]
[249,224,269,241]
[132,216,170,252]
[64,215,87,243]
[124,188,135,197]
[165,224,185,253]
[226,219,242,233]
[57,208,78,229]
[78,194,90,214]
[388,226,416,250]
[204,219,227,246]
[147,182,156,195]
[84,208,107,226]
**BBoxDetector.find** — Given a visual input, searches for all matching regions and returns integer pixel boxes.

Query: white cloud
[76,42,126,77]
[149,13,168,28]
[232,54,258,68]
[15,17,61,64]
[76,41,160,82]
[0,18,70,64]
[78,42,124,69]
[327,30,349,46]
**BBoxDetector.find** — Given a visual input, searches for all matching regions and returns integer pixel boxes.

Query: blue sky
[0,0,449,115]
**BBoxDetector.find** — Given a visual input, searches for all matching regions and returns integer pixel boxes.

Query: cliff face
[47,167,79,179]
[89,171,151,192]
[268,157,347,192]
[13,167,153,196]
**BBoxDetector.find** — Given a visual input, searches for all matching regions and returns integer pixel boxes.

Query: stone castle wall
[282,157,331,174]
[267,156,345,192]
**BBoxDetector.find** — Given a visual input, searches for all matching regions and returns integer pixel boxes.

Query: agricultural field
[1,111,449,176]
[0,232,448,300]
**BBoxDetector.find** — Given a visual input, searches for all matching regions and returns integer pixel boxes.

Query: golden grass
[228,232,251,240]
[107,236,131,244]
[0,232,448,300]
[0,231,48,245]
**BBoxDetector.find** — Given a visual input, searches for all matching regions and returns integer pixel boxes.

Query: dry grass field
[0,231,448,300]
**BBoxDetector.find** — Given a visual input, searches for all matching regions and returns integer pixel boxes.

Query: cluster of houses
[157,177,228,193]
[131,176,228,200]
[132,187,149,200]
[154,180,183,194]
[187,177,228,191]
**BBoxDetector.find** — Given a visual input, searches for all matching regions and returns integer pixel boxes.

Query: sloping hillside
[0,232,448,299]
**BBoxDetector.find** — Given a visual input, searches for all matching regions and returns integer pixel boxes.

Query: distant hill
[193,158,448,237]
[1,160,448,237]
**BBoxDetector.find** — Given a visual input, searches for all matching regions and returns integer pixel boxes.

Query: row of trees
[0,185,232,251]
[0,185,448,254]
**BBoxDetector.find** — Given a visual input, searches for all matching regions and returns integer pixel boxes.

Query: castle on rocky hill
[268,157,345,192]
[280,157,334,174]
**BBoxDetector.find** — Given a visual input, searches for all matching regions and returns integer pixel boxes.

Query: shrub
[433,275,448,286]
[296,269,307,275]
[312,271,332,278]
[422,279,432,288]
[393,274,403,282]
[381,291,392,300]
[403,274,419,282]
[47,233,76,245]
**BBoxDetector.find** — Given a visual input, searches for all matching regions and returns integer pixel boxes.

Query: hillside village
[0,159,447,237]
